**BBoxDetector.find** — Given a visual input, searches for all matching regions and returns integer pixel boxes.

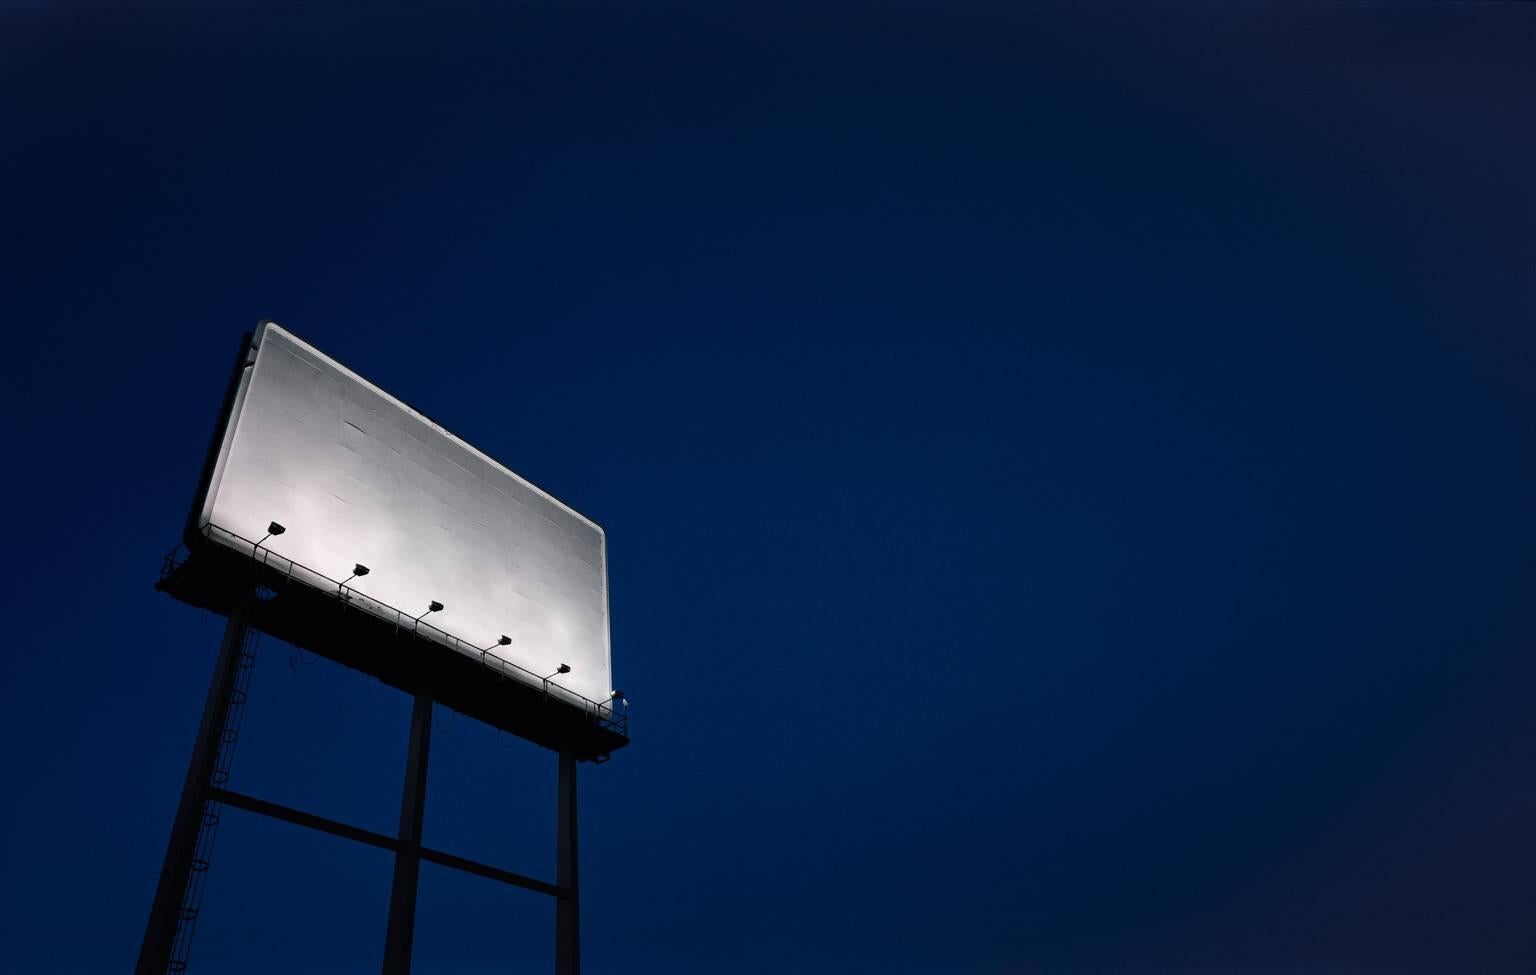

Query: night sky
[5,3,1536,973]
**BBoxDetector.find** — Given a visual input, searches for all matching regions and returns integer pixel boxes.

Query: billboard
[194,322,612,708]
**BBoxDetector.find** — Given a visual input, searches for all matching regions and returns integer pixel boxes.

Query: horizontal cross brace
[208,786,564,898]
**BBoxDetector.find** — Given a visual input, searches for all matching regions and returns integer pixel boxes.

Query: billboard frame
[163,325,627,758]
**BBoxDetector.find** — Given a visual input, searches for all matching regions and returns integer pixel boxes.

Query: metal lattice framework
[139,535,598,975]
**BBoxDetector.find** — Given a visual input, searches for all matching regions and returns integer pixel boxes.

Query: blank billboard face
[197,322,611,706]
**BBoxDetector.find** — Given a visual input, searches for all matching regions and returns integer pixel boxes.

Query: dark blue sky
[4,3,1535,973]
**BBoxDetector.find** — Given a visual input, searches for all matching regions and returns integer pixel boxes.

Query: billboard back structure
[189,321,615,713]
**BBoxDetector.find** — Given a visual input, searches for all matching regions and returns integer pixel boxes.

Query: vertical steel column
[382,694,433,975]
[135,601,251,975]
[555,751,580,975]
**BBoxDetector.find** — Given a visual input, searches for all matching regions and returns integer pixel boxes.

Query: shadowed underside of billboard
[159,321,626,760]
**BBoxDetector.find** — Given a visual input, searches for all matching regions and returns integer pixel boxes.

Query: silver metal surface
[199,322,612,705]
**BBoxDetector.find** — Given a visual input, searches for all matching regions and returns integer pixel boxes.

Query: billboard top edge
[253,319,605,538]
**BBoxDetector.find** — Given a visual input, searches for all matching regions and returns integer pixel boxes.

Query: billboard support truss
[135,596,582,975]
[135,599,255,975]
[383,694,432,972]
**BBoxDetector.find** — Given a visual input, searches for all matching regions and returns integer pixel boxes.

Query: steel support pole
[382,694,433,975]
[135,601,251,975]
[555,751,580,975]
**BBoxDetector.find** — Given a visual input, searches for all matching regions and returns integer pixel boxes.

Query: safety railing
[160,523,627,738]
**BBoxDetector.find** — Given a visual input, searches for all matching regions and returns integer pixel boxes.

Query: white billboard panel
[198,322,612,707]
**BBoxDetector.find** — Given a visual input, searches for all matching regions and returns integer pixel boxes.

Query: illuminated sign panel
[198,322,612,706]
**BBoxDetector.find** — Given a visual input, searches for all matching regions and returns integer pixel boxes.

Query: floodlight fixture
[255,521,287,550]
[544,664,572,681]
[413,601,445,625]
[339,563,371,590]
[481,635,512,659]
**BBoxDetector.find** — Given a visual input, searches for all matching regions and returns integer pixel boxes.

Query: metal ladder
[166,626,261,974]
